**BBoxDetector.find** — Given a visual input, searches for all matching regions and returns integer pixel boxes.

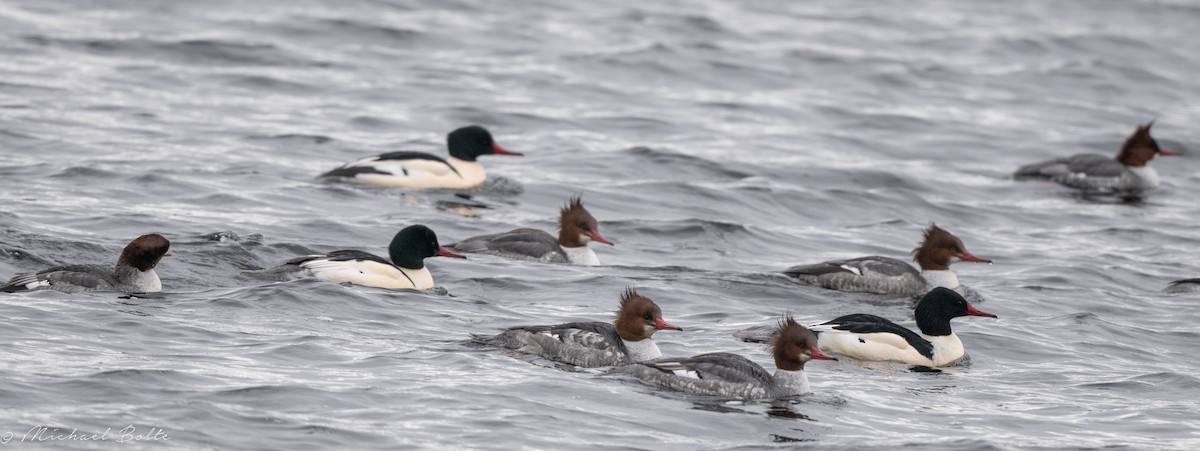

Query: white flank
[817,330,930,365]
[301,259,433,290]
[351,157,486,189]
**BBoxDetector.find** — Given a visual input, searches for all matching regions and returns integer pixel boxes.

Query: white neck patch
[562,245,600,266]
[446,157,487,188]
[772,369,811,396]
[1128,166,1160,189]
[404,266,435,290]
[128,268,163,292]
[921,269,960,291]
[927,333,966,367]
[622,338,662,363]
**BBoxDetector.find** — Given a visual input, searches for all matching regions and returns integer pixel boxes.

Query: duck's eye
[643,314,654,320]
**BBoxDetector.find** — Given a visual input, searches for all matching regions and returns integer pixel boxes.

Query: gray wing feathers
[1016,154,1125,179]
[3,265,115,293]
[450,229,568,263]
[845,257,919,277]
[786,256,916,278]
[661,352,774,386]
[1062,154,1126,177]
[611,364,771,399]
[785,256,924,294]
[478,322,628,367]
[1015,157,1073,178]
[783,262,853,277]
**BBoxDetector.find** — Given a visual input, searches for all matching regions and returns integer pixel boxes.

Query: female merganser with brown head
[1015,122,1180,194]
[449,195,612,265]
[474,289,682,367]
[613,315,835,398]
[784,224,991,296]
[2,234,170,294]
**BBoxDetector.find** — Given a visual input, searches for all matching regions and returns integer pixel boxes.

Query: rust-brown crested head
[557,195,603,248]
[1115,121,1162,167]
[613,288,678,341]
[771,314,823,371]
[911,224,989,270]
[118,233,170,271]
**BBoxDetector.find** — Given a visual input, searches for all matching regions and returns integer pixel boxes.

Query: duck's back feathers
[643,352,772,386]
[313,250,392,266]
[784,256,924,295]
[786,256,918,278]
[1,264,116,293]
[448,229,568,263]
[1015,154,1125,179]
[477,321,632,367]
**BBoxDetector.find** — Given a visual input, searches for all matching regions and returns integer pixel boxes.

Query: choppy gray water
[2,0,1199,449]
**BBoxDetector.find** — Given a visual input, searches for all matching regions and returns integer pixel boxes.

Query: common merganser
[811,287,996,367]
[783,224,991,296]
[474,288,682,367]
[246,225,464,290]
[1014,122,1181,193]
[1165,278,1200,293]
[2,234,170,294]
[449,196,612,265]
[612,315,835,398]
[320,125,522,189]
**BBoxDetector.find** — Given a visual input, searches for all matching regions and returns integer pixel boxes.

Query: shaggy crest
[614,288,663,341]
[559,195,587,225]
[771,314,817,371]
[1115,121,1161,166]
[618,287,647,311]
[557,194,600,247]
[911,224,960,267]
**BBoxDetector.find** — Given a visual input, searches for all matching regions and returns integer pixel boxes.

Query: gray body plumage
[2,263,160,294]
[784,256,926,296]
[1015,153,1158,193]
[613,352,808,399]
[475,322,633,367]
[449,228,569,263]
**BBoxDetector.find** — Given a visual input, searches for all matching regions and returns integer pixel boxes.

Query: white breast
[621,338,662,363]
[561,246,600,266]
[771,369,811,396]
[927,334,966,367]
[1128,166,1160,189]
[921,270,961,293]
[129,269,163,292]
